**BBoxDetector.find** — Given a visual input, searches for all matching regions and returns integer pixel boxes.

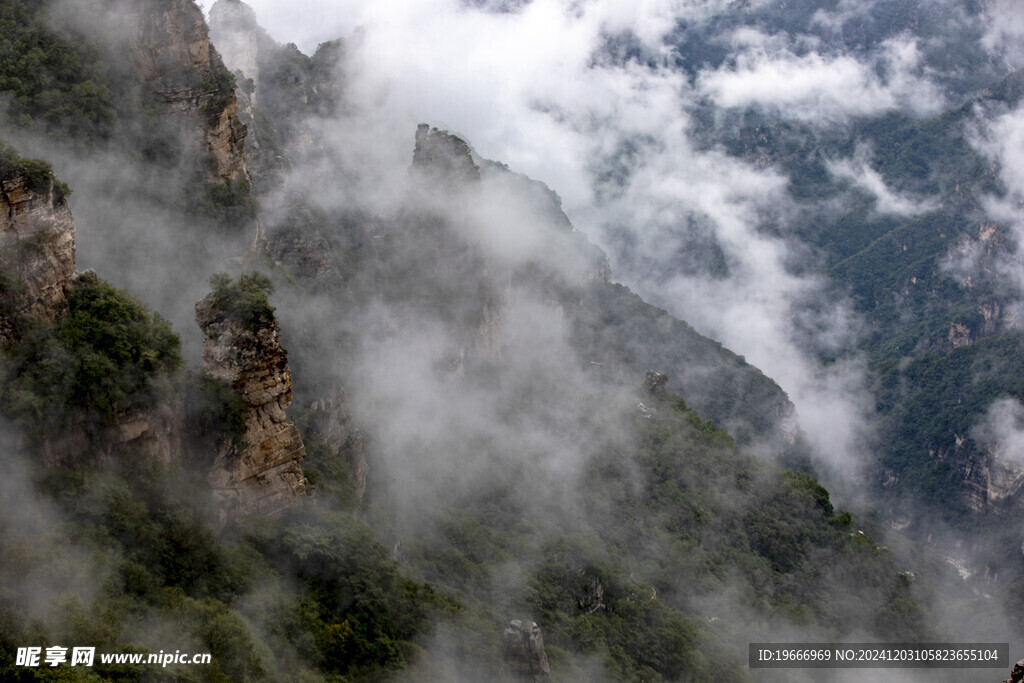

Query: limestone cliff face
[502,620,551,682]
[122,0,248,183]
[208,0,346,191]
[937,440,1024,513]
[307,383,368,505]
[39,402,182,469]
[0,176,75,344]
[207,0,261,104]
[195,294,310,523]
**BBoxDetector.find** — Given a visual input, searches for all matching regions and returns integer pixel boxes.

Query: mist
[225,0,1007,499]
[3,0,1024,678]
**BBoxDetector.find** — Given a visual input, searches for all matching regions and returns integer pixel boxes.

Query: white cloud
[810,0,882,33]
[964,103,1024,296]
[971,398,1024,504]
[697,30,944,122]
[225,0,888,485]
[982,0,1024,69]
[973,398,1024,465]
[198,0,361,53]
[827,144,938,217]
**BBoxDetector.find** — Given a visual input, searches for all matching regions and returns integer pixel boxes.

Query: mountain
[633,0,1024,577]
[0,0,1021,680]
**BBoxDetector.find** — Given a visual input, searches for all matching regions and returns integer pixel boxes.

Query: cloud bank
[223,0,901,487]
[697,32,945,122]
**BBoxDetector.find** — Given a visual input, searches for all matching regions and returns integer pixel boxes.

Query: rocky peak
[644,370,668,396]
[412,124,481,184]
[208,0,261,104]
[195,285,310,524]
[502,620,551,682]
[122,0,249,184]
[0,169,75,345]
[209,0,346,192]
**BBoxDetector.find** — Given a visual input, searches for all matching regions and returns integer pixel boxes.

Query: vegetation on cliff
[0,0,116,142]
[207,271,275,331]
[0,138,71,203]
[1,271,181,430]
[5,0,1021,679]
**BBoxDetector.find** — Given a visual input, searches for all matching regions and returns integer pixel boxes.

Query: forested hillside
[1,0,1023,680]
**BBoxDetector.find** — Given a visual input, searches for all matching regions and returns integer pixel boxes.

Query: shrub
[0,138,71,204]
[193,178,259,230]
[186,372,248,451]
[208,272,275,331]
[1,271,182,429]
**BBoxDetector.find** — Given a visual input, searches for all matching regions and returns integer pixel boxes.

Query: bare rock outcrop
[936,439,1024,513]
[413,124,482,184]
[208,0,261,103]
[1003,657,1024,683]
[307,383,368,505]
[196,293,310,524]
[38,403,181,469]
[502,620,551,682]
[0,175,75,344]
[209,0,347,190]
[122,0,249,184]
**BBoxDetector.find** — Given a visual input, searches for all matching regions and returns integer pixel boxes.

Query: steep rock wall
[306,383,368,505]
[0,176,75,343]
[1,166,180,465]
[196,295,310,524]
[122,0,249,184]
[936,440,1024,513]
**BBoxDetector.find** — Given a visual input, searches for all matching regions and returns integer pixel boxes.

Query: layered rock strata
[196,295,310,524]
[122,0,249,183]
[0,176,75,344]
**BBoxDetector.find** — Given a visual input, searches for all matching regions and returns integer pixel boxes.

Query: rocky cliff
[196,291,311,525]
[502,620,551,682]
[0,172,75,345]
[208,0,347,191]
[208,0,281,190]
[413,124,482,184]
[208,0,262,105]
[404,125,797,458]
[935,440,1024,513]
[122,0,249,184]
[0,157,183,467]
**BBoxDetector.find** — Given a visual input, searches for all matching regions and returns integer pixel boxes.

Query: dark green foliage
[293,432,359,507]
[0,428,453,681]
[877,333,1024,516]
[1,271,181,429]
[0,0,116,142]
[244,509,445,679]
[208,272,275,331]
[391,389,926,679]
[0,137,70,203]
[192,178,259,231]
[185,373,248,453]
